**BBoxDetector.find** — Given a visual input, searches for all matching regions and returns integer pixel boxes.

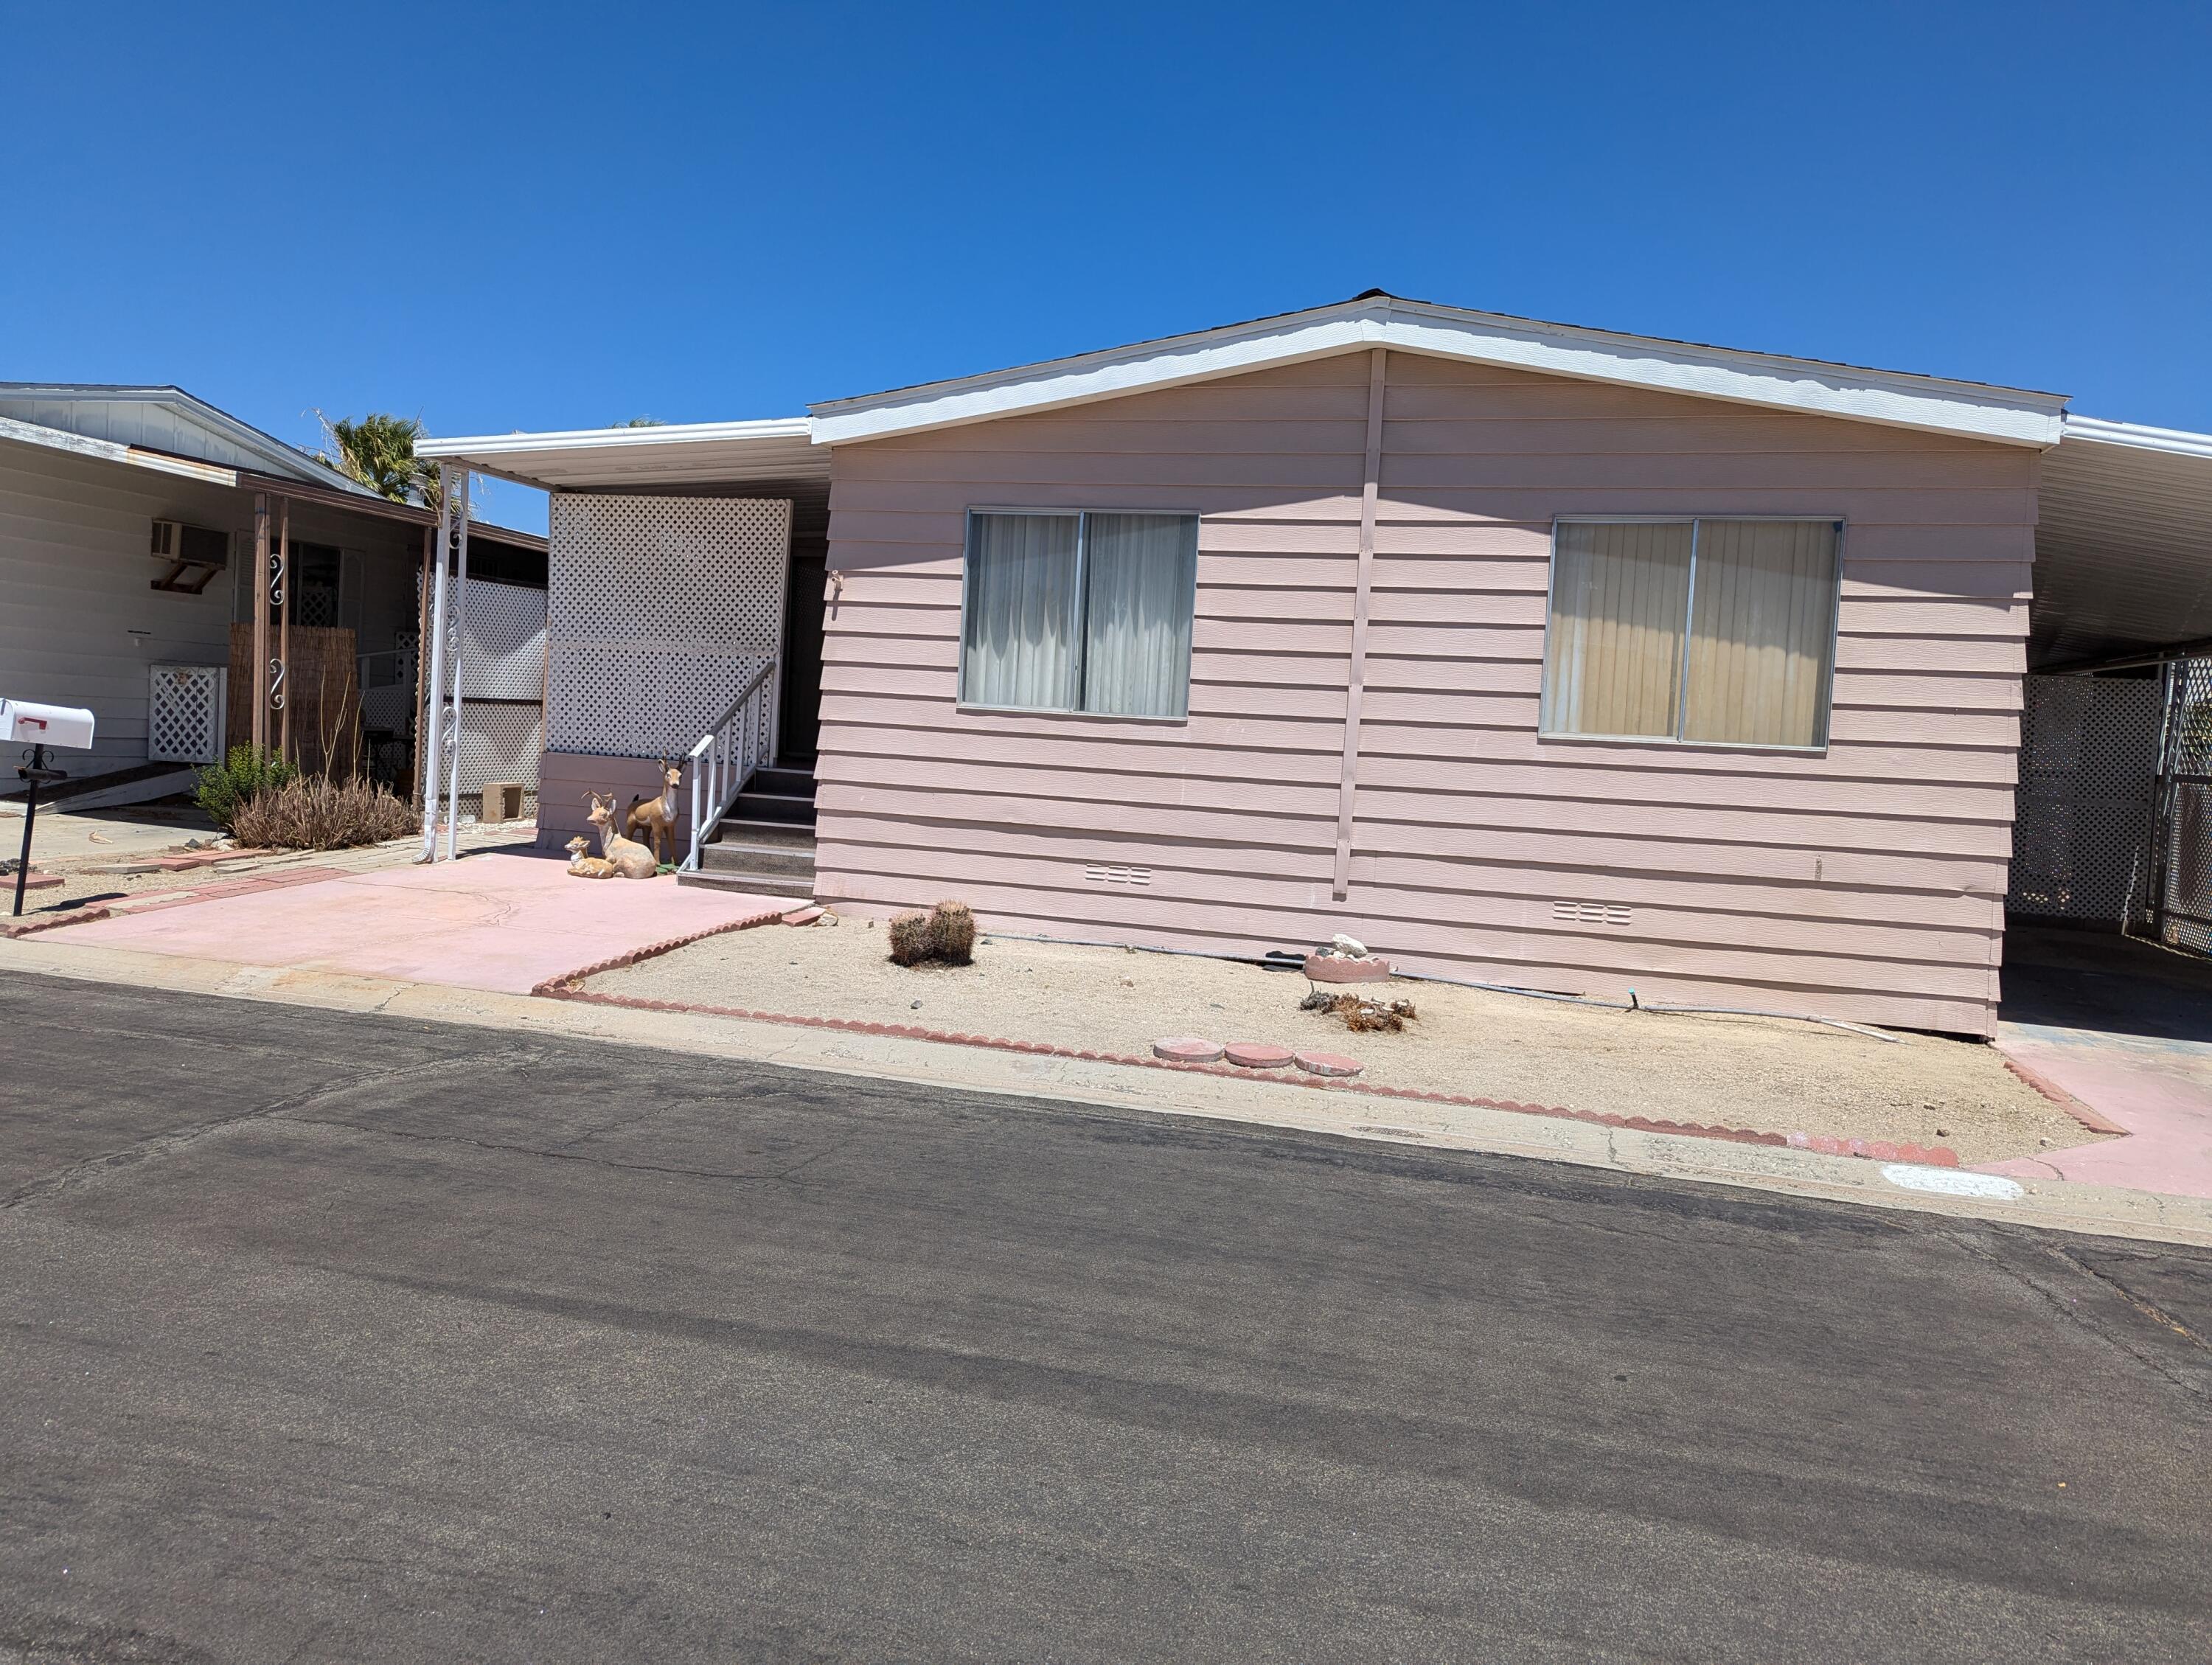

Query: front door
[779,548,827,762]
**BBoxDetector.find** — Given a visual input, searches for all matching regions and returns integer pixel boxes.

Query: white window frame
[1537,514,1846,754]
[956,505,1202,722]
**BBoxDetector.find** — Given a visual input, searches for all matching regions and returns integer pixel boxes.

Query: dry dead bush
[1301,990,1418,1032]
[231,775,418,850]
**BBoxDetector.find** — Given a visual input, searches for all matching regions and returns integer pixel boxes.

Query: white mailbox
[0,699,97,750]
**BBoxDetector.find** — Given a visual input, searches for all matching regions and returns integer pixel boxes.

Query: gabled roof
[808,291,2070,448]
[0,382,377,496]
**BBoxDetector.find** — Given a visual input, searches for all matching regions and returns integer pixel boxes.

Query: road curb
[535,979,1959,1167]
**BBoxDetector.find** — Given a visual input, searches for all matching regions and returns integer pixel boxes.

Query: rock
[1330,933,1368,958]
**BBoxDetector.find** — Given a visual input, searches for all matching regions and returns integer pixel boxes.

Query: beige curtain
[1681,521,1839,748]
[1543,521,1693,738]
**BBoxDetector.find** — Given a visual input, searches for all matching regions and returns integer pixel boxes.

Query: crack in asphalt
[1938,1225,2212,1407]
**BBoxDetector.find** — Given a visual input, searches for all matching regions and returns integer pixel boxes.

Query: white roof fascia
[2060,413,2212,458]
[808,296,2068,448]
[417,416,813,461]
[419,417,824,493]
[0,383,372,495]
[0,412,240,485]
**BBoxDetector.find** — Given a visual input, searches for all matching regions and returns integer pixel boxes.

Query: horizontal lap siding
[816,352,2033,1035]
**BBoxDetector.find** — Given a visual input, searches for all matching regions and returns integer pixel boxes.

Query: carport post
[417,479,452,862]
[442,470,472,862]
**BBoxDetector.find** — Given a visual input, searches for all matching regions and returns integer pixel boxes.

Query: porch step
[747,766,818,800]
[699,838,815,879]
[677,866,815,902]
[708,816,815,850]
[730,788,815,827]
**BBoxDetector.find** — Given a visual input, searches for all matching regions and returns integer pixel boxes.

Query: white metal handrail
[684,658,778,871]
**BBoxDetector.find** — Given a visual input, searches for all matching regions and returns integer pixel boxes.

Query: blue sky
[4,2,2206,534]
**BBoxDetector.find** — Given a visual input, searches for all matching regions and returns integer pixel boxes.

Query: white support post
[442,471,473,862]
[417,479,453,862]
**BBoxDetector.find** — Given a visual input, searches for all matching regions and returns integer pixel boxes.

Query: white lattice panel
[450,700,543,794]
[456,578,548,701]
[148,663,226,765]
[546,494,791,758]
[2008,675,2159,923]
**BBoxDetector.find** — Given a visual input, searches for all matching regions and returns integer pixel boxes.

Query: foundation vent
[1084,863,1153,887]
[1553,900,1631,928]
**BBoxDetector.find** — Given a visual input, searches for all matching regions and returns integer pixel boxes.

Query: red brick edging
[2000,1054,2129,1136]
[532,945,1961,1167]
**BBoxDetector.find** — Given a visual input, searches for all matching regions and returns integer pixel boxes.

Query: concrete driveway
[54,846,790,993]
[1992,922,2212,1198]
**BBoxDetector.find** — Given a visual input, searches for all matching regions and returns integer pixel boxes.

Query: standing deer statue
[625,758,683,867]
[585,792,660,880]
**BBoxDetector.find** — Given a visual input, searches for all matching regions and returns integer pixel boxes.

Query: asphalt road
[2,970,2209,1664]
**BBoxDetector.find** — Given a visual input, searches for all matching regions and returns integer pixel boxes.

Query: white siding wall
[0,437,247,774]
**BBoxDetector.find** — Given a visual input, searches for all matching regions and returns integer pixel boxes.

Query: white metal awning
[417,417,825,493]
[2034,416,2212,669]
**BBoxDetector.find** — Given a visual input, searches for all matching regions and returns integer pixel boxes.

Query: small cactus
[887,910,934,965]
[928,900,976,965]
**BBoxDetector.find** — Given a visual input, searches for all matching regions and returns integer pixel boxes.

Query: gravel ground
[585,922,2094,1163]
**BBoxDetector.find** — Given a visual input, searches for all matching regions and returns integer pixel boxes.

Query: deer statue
[625,758,683,867]
[585,792,660,880]
[563,835,618,879]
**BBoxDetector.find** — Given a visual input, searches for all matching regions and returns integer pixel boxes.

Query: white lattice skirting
[546,493,792,760]
[149,663,227,765]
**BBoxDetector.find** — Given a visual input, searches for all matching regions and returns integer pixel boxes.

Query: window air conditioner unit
[149,520,230,594]
[150,520,230,567]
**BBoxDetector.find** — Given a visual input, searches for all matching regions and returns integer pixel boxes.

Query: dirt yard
[583,922,2093,1163]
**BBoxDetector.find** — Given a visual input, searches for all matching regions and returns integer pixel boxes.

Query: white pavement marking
[1881,1164,2026,1200]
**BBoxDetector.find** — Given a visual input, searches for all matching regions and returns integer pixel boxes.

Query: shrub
[927,900,975,965]
[195,746,299,830]
[229,775,418,850]
[887,910,934,965]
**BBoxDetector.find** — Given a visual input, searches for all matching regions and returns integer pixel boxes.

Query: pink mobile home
[422,294,2212,1038]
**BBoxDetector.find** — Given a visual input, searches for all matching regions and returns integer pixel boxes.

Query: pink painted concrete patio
[1983,925,2212,1200]
[58,849,788,994]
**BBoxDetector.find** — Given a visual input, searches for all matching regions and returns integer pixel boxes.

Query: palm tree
[317,412,440,506]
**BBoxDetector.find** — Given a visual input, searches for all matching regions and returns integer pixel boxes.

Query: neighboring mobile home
[421,293,2212,1037]
[0,384,547,805]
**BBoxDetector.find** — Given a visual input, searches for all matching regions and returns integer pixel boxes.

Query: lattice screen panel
[451,701,543,794]
[2008,675,2159,923]
[546,494,791,759]
[148,664,226,765]
[456,578,549,701]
